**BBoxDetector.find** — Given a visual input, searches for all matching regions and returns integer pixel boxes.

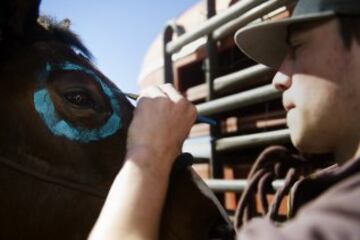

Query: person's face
[273,18,360,154]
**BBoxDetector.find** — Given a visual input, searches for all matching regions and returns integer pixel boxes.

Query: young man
[89,0,360,239]
[232,0,360,238]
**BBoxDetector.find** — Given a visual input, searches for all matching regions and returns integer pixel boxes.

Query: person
[88,0,360,239]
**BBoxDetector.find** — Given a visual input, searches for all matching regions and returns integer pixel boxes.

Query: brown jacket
[237,156,360,240]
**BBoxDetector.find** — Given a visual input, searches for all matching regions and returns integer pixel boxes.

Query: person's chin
[287,113,308,152]
[291,138,308,152]
[290,130,331,154]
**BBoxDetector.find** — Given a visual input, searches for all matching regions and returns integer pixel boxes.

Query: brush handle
[195,115,217,125]
[123,92,217,125]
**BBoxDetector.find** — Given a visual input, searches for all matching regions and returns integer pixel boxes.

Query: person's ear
[0,0,41,39]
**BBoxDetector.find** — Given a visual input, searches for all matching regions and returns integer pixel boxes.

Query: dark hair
[337,15,360,49]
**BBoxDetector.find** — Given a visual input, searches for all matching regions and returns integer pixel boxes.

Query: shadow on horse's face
[0,2,234,239]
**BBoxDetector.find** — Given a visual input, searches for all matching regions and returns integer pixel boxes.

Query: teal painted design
[33,62,122,143]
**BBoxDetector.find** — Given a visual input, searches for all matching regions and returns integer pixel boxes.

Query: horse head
[0,1,233,239]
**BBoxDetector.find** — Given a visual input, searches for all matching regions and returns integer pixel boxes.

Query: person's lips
[283,98,295,112]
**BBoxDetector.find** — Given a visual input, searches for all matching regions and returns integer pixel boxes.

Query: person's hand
[126,84,197,174]
[88,85,195,240]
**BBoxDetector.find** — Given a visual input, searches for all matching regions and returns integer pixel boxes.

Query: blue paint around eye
[33,62,122,143]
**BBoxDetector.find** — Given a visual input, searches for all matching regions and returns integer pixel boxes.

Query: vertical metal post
[205,0,222,180]
[163,21,185,84]
[205,0,217,101]
[163,24,174,84]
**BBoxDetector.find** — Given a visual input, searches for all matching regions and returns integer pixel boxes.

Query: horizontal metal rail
[196,84,281,116]
[213,0,296,40]
[205,179,285,192]
[185,64,273,101]
[166,0,267,54]
[216,129,291,152]
[214,64,273,93]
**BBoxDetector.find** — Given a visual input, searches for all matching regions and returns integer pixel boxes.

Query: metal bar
[205,0,217,102]
[163,23,175,84]
[214,64,273,93]
[216,129,290,152]
[205,0,223,180]
[205,179,285,192]
[213,0,296,40]
[166,0,267,54]
[185,64,273,101]
[197,84,281,116]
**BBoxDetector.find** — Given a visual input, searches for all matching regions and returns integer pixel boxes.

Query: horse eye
[63,91,96,109]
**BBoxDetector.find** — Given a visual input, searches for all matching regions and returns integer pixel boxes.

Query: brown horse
[0,0,233,239]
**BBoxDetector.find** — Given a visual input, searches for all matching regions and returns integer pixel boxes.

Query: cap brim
[234,11,335,69]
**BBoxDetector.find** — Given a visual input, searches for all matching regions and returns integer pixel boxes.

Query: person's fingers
[160,83,196,115]
[139,85,167,100]
[158,83,183,102]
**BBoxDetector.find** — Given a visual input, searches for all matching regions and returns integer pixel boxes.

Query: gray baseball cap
[234,0,360,68]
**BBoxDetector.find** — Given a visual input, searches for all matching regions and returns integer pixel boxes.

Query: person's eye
[63,90,97,109]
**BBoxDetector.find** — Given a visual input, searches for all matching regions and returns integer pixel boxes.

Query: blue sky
[40,0,198,93]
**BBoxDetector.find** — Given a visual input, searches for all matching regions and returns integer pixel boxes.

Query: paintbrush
[124,92,217,125]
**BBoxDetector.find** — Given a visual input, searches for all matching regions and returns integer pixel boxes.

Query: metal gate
[146,0,300,211]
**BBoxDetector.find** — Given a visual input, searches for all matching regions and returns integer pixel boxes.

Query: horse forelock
[0,15,93,65]
[37,16,93,60]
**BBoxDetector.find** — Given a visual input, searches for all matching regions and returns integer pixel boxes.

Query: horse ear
[0,0,41,39]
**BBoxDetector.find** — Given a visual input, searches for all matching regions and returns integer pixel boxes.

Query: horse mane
[37,15,93,60]
[0,15,93,62]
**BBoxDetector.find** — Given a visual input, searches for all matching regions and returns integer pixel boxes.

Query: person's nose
[272,59,292,92]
